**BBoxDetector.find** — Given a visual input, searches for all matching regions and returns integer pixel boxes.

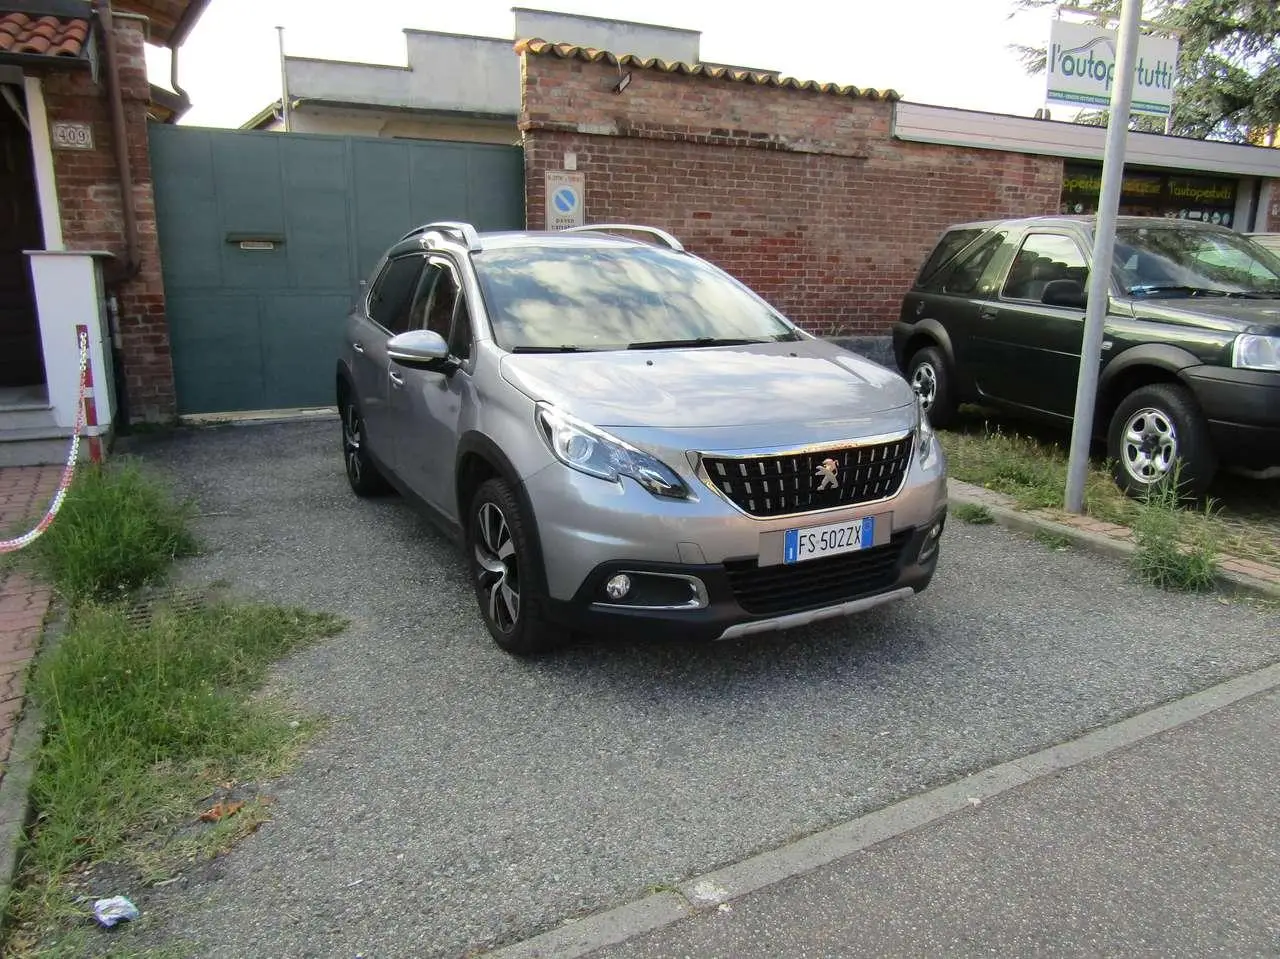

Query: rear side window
[367,255,424,334]
[938,232,1005,296]
[916,229,984,288]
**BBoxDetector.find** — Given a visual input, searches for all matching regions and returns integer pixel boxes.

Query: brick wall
[521,54,1064,336]
[39,16,173,421]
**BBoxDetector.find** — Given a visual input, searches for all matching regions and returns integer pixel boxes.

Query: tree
[1010,0,1280,142]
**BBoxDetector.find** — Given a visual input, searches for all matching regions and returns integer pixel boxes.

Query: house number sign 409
[51,121,94,151]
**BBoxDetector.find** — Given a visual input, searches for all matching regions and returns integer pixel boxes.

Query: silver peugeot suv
[336,222,948,654]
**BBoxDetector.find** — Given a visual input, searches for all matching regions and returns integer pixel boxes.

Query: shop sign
[1046,20,1178,117]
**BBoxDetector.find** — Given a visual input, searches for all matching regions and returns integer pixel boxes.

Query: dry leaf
[199,800,245,823]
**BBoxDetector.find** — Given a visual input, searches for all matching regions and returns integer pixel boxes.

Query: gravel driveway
[119,419,1277,958]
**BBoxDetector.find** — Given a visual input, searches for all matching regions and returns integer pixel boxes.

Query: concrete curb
[946,481,1280,602]
[483,661,1280,959]
[0,606,60,918]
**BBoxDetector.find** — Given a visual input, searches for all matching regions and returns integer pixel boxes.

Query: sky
[146,0,1066,129]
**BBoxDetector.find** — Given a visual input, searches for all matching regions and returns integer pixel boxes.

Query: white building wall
[285,33,519,116]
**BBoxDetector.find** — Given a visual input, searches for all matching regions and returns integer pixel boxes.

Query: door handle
[389,371,405,388]
[352,341,365,354]
[978,307,998,320]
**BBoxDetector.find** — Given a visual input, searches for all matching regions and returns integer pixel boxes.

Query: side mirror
[387,329,458,373]
[1041,278,1087,309]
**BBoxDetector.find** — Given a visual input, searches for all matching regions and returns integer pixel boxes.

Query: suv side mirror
[1041,278,1087,309]
[388,329,459,374]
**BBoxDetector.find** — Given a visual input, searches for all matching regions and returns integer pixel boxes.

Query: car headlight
[535,404,688,499]
[1232,334,1280,371]
[915,394,937,463]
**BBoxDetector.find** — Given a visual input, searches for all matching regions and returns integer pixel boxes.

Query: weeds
[952,503,994,525]
[1033,530,1072,551]
[8,601,344,945]
[28,461,197,602]
[1131,471,1220,592]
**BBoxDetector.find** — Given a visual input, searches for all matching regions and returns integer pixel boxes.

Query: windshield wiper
[509,345,594,353]
[627,336,781,350]
[1128,285,1231,298]
[1129,284,1280,299]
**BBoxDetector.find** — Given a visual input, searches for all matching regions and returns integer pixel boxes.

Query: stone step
[0,426,79,468]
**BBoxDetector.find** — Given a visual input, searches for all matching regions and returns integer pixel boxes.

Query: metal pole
[276,25,290,132]
[1063,0,1143,514]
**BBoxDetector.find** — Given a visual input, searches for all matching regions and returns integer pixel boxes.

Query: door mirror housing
[1041,278,1087,309]
[387,329,459,373]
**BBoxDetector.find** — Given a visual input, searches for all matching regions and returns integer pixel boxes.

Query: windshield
[1114,226,1280,297]
[472,246,800,351]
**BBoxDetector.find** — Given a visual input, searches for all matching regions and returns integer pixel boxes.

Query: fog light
[605,574,632,601]
[918,522,943,563]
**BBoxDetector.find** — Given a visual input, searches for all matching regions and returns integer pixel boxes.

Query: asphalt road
[117,419,1278,958]
[589,687,1280,959]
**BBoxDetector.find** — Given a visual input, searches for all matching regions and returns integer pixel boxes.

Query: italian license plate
[783,516,874,564]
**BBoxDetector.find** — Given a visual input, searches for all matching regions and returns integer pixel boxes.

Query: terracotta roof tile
[514,38,900,102]
[0,11,90,58]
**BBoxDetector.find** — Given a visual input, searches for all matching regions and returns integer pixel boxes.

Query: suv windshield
[472,245,800,351]
[1114,226,1280,297]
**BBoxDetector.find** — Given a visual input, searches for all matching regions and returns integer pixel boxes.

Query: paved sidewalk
[588,685,1280,958]
[0,467,60,787]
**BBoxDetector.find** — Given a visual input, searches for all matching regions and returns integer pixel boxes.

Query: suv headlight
[1232,334,1280,371]
[535,404,688,499]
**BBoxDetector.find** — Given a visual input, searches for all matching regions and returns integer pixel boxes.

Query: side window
[367,255,425,334]
[1002,234,1089,302]
[939,232,1005,296]
[415,261,473,362]
[916,229,983,289]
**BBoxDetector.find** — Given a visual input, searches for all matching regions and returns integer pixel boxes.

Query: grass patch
[952,502,994,525]
[27,461,196,602]
[1131,474,1220,592]
[938,419,1280,570]
[7,601,344,951]
[1033,530,1073,551]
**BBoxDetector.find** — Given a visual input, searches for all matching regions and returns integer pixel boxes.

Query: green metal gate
[148,125,524,415]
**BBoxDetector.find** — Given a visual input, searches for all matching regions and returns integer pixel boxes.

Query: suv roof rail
[561,224,685,253]
[401,221,483,252]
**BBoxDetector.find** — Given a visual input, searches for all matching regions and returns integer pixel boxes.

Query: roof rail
[560,224,685,253]
[400,221,483,252]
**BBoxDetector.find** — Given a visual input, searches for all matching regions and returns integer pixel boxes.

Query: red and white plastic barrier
[0,329,90,554]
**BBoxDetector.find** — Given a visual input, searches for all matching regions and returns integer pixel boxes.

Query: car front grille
[724,535,909,616]
[700,436,914,517]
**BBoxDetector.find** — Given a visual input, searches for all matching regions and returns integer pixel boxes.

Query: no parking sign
[545,170,585,229]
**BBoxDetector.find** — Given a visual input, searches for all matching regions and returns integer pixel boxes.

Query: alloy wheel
[343,404,364,485]
[474,501,520,633]
[911,361,938,411]
[1121,407,1178,485]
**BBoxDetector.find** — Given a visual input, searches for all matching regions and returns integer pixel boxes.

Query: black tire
[1106,382,1217,500]
[340,396,391,497]
[466,477,562,655]
[906,345,957,428]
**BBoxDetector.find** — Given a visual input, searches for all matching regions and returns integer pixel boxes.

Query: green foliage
[1010,0,1280,142]
[953,503,996,524]
[29,461,197,601]
[10,601,344,947]
[1131,467,1220,591]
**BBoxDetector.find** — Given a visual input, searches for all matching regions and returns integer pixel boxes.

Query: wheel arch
[1095,344,1202,432]
[899,319,956,371]
[455,432,550,595]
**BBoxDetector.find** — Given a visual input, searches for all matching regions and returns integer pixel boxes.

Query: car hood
[498,340,917,429]
[1126,297,1280,335]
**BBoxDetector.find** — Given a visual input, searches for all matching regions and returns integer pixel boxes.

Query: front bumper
[543,509,945,642]
[523,429,949,641]
[1182,365,1280,469]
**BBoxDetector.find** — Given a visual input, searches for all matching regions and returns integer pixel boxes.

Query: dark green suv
[893,216,1280,498]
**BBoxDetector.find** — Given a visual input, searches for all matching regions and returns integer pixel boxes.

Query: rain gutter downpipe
[94,0,142,282]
